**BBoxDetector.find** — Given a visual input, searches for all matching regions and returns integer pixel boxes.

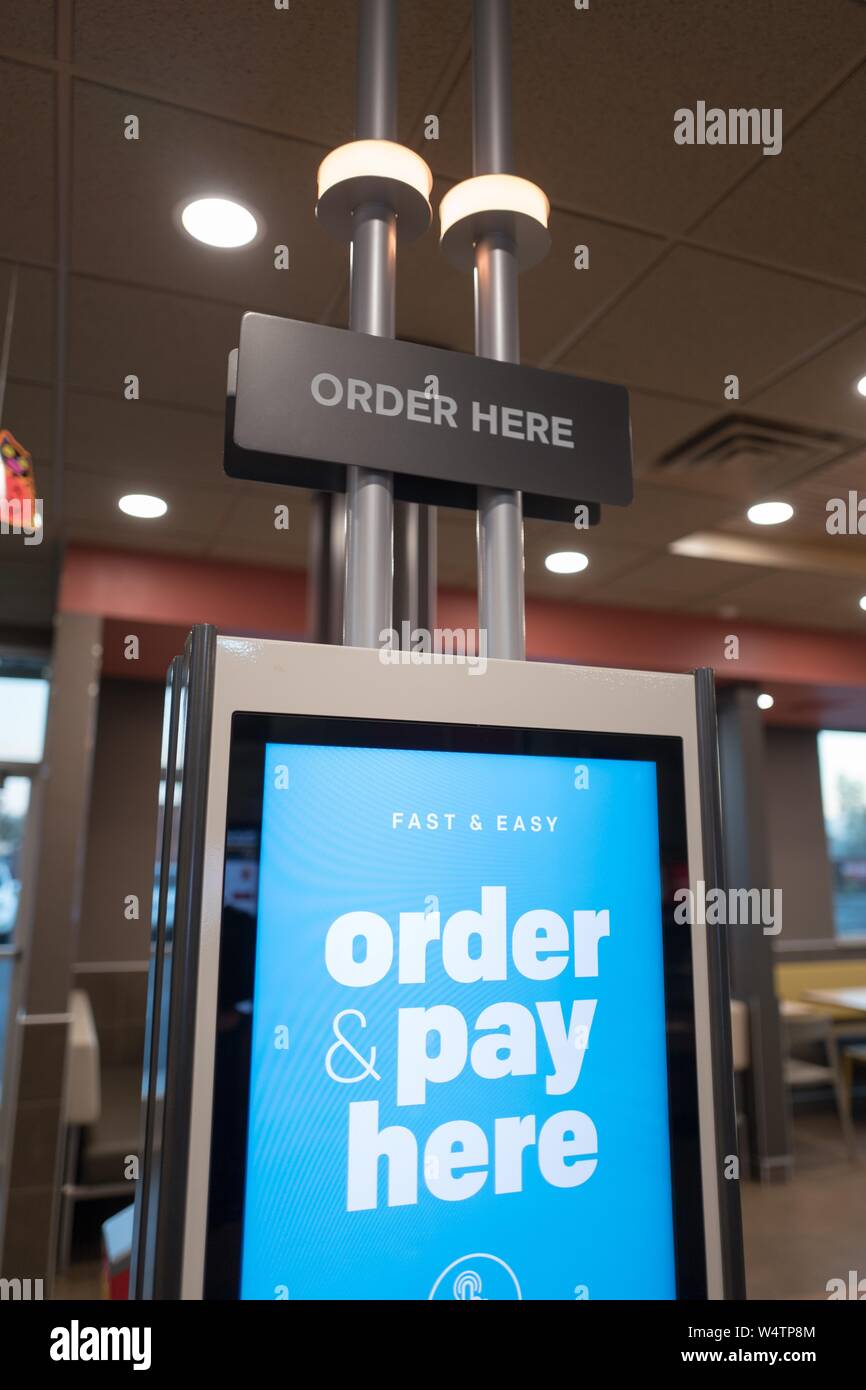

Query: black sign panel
[228,314,632,515]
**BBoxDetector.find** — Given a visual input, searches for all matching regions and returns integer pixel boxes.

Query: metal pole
[394,500,437,642]
[473,0,525,660]
[344,0,397,648]
[308,492,346,644]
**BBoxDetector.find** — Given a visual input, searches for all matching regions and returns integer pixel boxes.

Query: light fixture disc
[439,175,551,271]
[317,176,432,241]
[316,142,433,242]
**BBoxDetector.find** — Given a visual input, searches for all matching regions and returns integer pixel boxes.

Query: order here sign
[231,313,633,509]
[238,741,676,1301]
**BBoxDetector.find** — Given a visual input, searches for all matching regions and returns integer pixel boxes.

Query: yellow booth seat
[775,958,866,1021]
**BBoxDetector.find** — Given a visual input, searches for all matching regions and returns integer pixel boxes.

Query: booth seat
[58,990,141,1270]
[774,958,866,1021]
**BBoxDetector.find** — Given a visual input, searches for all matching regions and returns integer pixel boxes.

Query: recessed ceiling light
[757,693,775,711]
[180,197,258,248]
[747,501,793,526]
[856,375,866,398]
[119,493,167,519]
[545,551,589,575]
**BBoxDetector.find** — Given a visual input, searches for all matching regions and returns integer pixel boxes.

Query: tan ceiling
[2,0,866,634]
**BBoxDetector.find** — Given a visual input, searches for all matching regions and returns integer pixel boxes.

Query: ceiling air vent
[655,413,854,475]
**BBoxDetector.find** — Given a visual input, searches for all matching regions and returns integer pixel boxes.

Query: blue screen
[240,743,676,1300]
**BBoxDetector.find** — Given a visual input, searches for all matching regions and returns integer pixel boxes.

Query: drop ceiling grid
[3,10,865,294]
[70,0,471,151]
[757,451,866,541]
[1,3,866,629]
[691,61,866,289]
[691,566,866,626]
[55,46,866,619]
[0,0,56,58]
[4,22,863,388]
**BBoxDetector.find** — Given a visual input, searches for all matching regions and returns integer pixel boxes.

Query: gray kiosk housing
[131,626,744,1301]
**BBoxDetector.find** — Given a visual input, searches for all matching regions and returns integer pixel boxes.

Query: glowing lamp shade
[439,174,550,242]
[747,501,793,526]
[317,141,432,203]
[315,141,433,242]
[859,595,866,612]
[119,494,167,519]
[856,375,866,398]
[545,551,589,575]
[180,197,258,248]
[756,693,775,711]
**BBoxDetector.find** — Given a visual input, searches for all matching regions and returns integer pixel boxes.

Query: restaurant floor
[742,1108,866,1300]
[52,1110,864,1302]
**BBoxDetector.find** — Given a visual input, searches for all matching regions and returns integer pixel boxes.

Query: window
[818,730,866,939]
[0,675,50,764]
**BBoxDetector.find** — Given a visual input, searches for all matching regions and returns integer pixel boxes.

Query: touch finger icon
[429,1253,522,1301]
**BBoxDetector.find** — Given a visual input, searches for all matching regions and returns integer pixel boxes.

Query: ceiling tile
[433,0,866,232]
[3,383,55,462]
[521,211,662,365]
[398,192,663,362]
[65,392,224,486]
[626,391,719,472]
[62,466,233,538]
[702,567,866,633]
[436,506,657,600]
[206,486,311,570]
[692,68,866,288]
[559,247,866,403]
[594,480,741,547]
[644,423,854,504]
[0,60,55,263]
[523,519,654,601]
[0,265,56,387]
[68,277,244,411]
[0,2,57,55]
[70,84,346,311]
[586,551,770,610]
[749,321,866,437]
[719,446,866,545]
[72,0,468,147]
[3,1,865,643]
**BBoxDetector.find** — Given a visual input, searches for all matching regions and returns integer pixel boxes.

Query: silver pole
[394,500,437,641]
[308,492,346,645]
[344,0,397,648]
[473,0,525,660]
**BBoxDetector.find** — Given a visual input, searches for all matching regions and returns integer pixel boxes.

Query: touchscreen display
[229,737,681,1300]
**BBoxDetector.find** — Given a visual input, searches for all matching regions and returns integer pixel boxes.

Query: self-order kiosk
[131,628,744,1301]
